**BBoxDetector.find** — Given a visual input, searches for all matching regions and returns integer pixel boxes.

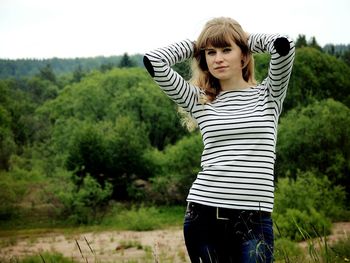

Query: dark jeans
[183,202,274,263]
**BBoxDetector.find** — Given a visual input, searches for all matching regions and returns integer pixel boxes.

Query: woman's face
[204,39,244,81]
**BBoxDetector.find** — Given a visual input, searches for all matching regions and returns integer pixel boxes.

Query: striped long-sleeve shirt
[143,33,295,212]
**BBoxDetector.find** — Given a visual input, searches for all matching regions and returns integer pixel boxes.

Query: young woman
[143,17,295,263]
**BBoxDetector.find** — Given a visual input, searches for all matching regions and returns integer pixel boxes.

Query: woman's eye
[223,47,232,53]
[206,50,216,55]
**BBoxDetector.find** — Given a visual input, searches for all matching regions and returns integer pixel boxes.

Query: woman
[143,17,295,263]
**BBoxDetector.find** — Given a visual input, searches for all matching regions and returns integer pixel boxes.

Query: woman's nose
[214,52,224,63]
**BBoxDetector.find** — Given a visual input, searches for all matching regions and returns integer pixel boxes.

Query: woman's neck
[220,78,251,91]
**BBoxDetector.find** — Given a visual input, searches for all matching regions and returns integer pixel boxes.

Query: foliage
[274,172,346,221]
[276,99,350,195]
[118,53,136,68]
[0,43,349,228]
[58,175,112,224]
[0,171,24,220]
[0,54,144,79]
[285,47,350,111]
[145,133,203,204]
[64,118,149,199]
[274,208,332,242]
[273,172,346,241]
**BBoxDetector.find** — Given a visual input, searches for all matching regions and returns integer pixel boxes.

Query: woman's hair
[191,17,256,102]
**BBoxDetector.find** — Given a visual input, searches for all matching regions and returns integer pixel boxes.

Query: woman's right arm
[143,40,200,113]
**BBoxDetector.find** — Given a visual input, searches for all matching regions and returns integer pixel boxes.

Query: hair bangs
[201,24,240,49]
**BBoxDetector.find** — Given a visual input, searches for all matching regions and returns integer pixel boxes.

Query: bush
[274,208,332,242]
[146,133,203,204]
[273,172,346,241]
[274,171,347,221]
[58,175,112,225]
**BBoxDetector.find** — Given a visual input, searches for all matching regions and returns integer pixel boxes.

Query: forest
[0,35,350,261]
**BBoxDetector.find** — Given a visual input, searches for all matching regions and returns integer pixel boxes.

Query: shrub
[274,171,347,221]
[146,133,203,204]
[274,208,332,242]
[58,175,112,224]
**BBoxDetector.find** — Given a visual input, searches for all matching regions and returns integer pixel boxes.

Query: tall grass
[275,220,350,263]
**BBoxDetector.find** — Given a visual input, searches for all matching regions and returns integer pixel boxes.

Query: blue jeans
[183,202,274,263]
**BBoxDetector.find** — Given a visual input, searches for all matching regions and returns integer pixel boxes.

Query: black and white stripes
[144,34,295,212]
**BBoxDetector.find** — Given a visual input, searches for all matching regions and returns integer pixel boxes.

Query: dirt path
[1,223,349,263]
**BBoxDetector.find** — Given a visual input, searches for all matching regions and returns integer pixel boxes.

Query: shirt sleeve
[143,39,201,113]
[248,33,295,112]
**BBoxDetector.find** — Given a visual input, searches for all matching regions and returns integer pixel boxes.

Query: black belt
[188,202,271,221]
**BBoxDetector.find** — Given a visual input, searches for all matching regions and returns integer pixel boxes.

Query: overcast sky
[1,0,349,59]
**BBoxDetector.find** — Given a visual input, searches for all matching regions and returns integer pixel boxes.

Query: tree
[118,53,135,68]
[284,47,350,112]
[38,63,56,83]
[72,65,85,82]
[276,99,350,196]
[308,36,322,51]
[65,117,150,200]
[295,34,307,48]
[146,133,203,204]
[172,60,192,80]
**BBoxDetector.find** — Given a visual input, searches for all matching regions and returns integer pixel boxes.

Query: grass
[0,252,76,263]
[0,204,185,237]
[274,221,350,263]
[1,204,349,262]
[100,204,185,231]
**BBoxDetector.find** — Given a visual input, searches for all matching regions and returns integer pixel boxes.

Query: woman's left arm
[248,33,295,109]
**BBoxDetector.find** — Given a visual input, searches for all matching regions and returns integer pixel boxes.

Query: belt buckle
[216,207,229,220]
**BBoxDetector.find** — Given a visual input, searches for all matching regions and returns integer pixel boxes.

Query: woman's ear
[241,54,249,68]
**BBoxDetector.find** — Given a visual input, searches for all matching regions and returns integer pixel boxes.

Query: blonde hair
[192,17,256,102]
[180,17,257,131]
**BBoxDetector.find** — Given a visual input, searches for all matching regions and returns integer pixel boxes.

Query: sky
[0,0,349,59]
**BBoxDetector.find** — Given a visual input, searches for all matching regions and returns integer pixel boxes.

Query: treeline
[0,53,143,79]
[1,34,350,80]
[0,37,350,241]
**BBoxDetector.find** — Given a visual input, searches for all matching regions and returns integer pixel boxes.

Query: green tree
[38,63,56,83]
[72,65,85,82]
[172,60,192,80]
[146,133,203,204]
[308,36,322,51]
[276,99,350,195]
[295,34,307,48]
[118,53,135,68]
[284,47,350,111]
[65,118,150,200]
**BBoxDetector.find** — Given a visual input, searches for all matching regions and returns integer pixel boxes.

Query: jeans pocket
[184,202,199,224]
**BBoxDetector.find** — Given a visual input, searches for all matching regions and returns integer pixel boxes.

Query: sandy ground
[0,226,189,263]
[0,223,349,263]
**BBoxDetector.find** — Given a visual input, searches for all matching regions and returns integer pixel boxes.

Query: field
[1,223,349,263]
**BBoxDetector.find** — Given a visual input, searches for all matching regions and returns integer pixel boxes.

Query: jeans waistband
[188,202,271,221]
